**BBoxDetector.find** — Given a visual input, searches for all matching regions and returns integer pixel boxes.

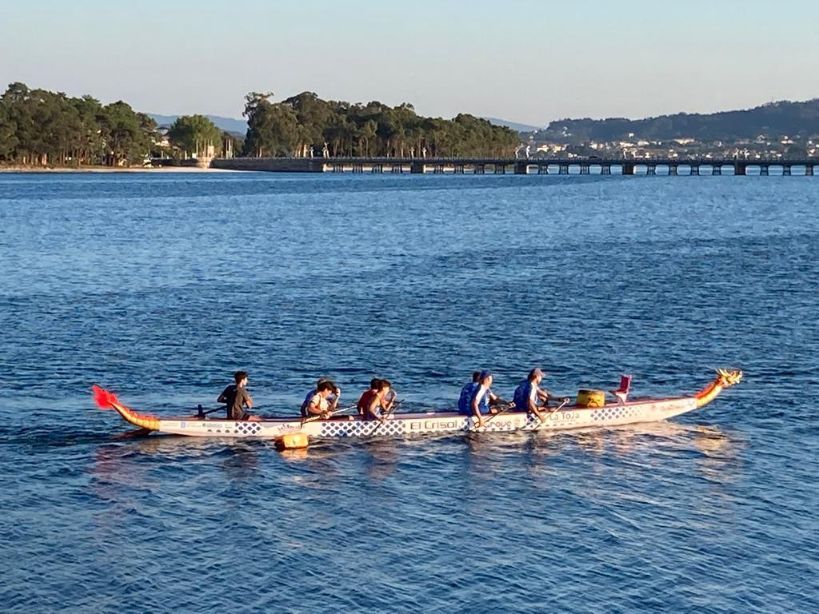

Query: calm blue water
[1,172,817,612]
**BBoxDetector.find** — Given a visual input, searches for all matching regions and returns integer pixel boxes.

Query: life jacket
[458,382,478,415]
[300,389,317,418]
[514,380,532,410]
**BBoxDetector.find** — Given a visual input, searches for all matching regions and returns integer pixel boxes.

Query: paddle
[377,397,401,420]
[363,394,402,436]
[535,398,569,421]
[195,404,225,419]
[473,397,569,431]
[302,403,358,424]
[196,403,282,420]
[195,405,270,419]
[483,401,516,424]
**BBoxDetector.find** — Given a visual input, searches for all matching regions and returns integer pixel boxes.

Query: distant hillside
[484,117,542,133]
[542,99,819,142]
[149,113,246,135]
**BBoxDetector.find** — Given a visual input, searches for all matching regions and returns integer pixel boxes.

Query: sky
[1,0,818,127]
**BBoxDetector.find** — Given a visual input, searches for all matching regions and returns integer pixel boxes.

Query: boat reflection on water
[287,438,401,481]
[219,442,260,480]
[458,420,740,483]
[359,440,400,481]
[604,421,741,477]
[97,420,740,488]
[93,433,265,485]
[278,447,310,461]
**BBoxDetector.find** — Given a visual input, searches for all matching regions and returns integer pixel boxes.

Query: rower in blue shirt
[469,370,496,428]
[457,371,481,415]
[512,368,553,422]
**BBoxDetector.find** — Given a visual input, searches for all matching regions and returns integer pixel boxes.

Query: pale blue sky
[1,0,817,126]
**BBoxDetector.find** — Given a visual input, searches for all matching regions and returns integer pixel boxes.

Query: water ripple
[1,174,817,611]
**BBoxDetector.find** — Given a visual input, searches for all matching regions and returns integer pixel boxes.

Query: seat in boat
[610,374,632,404]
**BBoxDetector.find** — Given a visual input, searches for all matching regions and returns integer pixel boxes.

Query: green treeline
[0,82,159,166]
[0,82,519,166]
[242,92,518,157]
[543,99,819,143]
[0,82,235,166]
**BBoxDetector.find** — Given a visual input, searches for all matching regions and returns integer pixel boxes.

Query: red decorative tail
[92,385,120,410]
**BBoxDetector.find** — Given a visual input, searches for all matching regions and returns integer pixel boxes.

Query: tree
[0,103,17,160]
[73,95,105,165]
[242,92,299,157]
[167,114,222,158]
[2,82,35,164]
[283,92,332,157]
[99,101,153,166]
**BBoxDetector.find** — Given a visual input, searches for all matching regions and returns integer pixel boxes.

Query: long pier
[210,157,817,176]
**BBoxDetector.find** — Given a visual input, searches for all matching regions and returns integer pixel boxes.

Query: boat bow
[694,369,743,408]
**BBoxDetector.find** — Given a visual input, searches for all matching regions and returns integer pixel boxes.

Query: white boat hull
[150,397,698,439]
[92,369,742,442]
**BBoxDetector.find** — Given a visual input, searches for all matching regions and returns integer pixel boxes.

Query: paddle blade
[92,385,120,410]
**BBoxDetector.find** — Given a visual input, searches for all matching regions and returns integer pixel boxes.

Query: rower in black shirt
[217,370,258,421]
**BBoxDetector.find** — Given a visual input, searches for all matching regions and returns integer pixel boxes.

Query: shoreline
[0,165,236,173]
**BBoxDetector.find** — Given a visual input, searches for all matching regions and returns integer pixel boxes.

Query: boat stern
[92,385,161,431]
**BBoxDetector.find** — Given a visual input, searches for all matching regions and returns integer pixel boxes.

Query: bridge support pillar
[433,164,444,174]
[712,164,722,176]
[622,162,635,175]
[579,164,590,175]
[669,164,678,176]
[690,165,700,176]
[332,164,343,173]
[454,164,464,174]
[538,164,549,175]
[734,163,746,176]
[475,164,484,174]
[391,164,403,173]
[760,165,769,176]
[494,164,506,174]
[807,164,814,176]
[353,163,363,173]
[514,162,528,175]
[601,164,611,175]
[646,165,656,176]
[371,164,382,173]
[558,164,569,175]
[783,165,791,176]
[410,162,425,174]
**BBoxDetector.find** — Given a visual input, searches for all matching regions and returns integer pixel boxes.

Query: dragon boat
[92,369,742,449]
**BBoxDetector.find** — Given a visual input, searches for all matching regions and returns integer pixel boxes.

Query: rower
[357,378,381,417]
[380,379,396,414]
[300,377,336,418]
[218,370,260,421]
[302,380,340,419]
[468,370,495,428]
[361,380,392,421]
[457,371,481,415]
[513,368,549,421]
